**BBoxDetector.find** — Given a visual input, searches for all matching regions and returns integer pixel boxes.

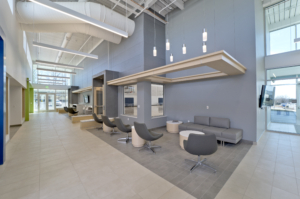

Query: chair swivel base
[185,156,216,173]
[96,126,103,130]
[109,128,121,136]
[139,141,161,154]
[118,136,132,143]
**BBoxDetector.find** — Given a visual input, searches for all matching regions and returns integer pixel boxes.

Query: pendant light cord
[154,10,156,46]
[214,0,216,52]
[233,0,236,57]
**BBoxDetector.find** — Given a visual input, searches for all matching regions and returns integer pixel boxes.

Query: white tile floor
[268,123,297,134]
[0,112,195,199]
[216,131,300,199]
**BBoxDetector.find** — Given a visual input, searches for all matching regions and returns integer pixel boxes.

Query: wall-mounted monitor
[83,95,90,104]
[259,85,275,108]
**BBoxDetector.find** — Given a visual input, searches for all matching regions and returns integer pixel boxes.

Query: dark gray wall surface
[165,0,258,142]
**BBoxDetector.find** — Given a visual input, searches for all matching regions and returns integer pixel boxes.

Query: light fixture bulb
[203,28,207,42]
[182,44,186,54]
[170,53,173,62]
[166,39,170,51]
[153,46,157,57]
[203,42,207,53]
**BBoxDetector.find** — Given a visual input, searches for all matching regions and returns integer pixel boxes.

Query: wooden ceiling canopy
[107,50,247,86]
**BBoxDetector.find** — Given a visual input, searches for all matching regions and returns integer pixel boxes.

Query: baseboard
[10,124,22,127]
[241,139,256,145]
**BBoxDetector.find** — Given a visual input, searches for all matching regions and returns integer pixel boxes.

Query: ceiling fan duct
[16,1,135,44]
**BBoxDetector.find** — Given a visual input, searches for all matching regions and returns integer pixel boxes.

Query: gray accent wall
[164,0,262,142]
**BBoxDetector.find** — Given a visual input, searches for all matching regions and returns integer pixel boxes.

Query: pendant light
[182,44,186,54]
[182,15,186,55]
[203,28,207,42]
[203,0,207,53]
[166,39,170,51]
[166,14,170,51]
[153,9,157,57]
[153,46,157,57]
[203,42,207,53]
[170,53,173,62]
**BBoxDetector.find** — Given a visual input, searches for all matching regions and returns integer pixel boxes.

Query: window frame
[151,83,165,118]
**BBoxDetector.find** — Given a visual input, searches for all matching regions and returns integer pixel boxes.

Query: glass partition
[151,84,164,117]
[266,66,299,134]
[123,84,137,117]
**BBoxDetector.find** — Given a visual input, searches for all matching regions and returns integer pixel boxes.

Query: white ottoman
[166,121,182,133]
[179,130,204,149]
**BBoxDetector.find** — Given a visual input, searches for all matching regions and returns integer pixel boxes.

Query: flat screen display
[260,85,275,107]
[83,95,90,104]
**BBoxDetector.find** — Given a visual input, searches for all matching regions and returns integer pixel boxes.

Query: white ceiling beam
[135,0,158,18]
[37,68,76,75]
[74,39,104,66]
[35,60,84,70]
[109,0,139,15]
[29,0,129,38]
[33,41,98,59]
[128,0,167,24]
[145,0,158,8]
[173,0,184,10]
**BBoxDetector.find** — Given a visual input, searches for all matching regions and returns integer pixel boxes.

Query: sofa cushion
[194,116,210,126]
[202,127,227,138]
[179,123,189,131]
[184,123,209,131]
[222,128,243,141]
[210,117,230,129]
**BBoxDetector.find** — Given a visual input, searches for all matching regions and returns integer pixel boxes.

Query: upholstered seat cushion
[184,123,209,131]
[222,128,243,142]
[202,127,227,138]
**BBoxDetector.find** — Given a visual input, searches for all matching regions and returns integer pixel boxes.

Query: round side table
[166,121,182,133]
[131,126,145,147]
[103,117,114,133]
[179,130,204,149]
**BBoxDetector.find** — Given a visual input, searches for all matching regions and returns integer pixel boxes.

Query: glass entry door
[48,94,55,111]
[38,93,56,112]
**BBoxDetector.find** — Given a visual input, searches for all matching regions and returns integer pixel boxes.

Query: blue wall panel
[0,36,5,165]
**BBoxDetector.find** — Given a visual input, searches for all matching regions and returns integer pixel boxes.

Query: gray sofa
[179,116,243,144]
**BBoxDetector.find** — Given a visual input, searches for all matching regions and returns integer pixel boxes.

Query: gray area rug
[88,127,252,199]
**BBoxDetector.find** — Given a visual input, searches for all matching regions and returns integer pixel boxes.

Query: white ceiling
[265,0,300,25]
[19,0,187,79]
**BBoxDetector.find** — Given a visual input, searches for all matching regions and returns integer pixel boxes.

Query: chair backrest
[134,122,153,141]
[101,115,115,128]
[114,118,130,133]
[185,133,217,156]
[92,113,102,123]
[68,108,76,114]
[64,107,69,112]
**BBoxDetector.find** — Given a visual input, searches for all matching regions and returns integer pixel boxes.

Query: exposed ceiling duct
[16,1,135,44]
